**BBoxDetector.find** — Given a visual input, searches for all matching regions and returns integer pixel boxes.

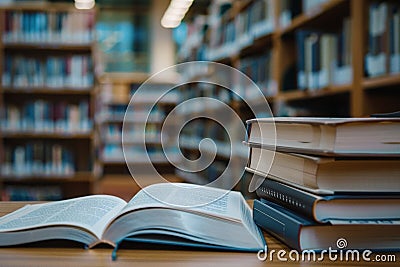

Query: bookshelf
[94,73,180,178]
[0,2,97,200]
[176,0,400,191]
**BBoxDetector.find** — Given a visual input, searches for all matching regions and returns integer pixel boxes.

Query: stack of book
[245,117,400,251]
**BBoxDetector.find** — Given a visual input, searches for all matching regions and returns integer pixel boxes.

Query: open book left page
[0,195,127,247]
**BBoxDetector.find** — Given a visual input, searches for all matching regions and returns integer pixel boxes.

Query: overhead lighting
[75,0,95,10]
[170,0,193,9]
[161,0,194,29]
[161,19,182,29]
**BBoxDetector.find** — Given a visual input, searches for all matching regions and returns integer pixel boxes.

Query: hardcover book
[255,178,400,223]
[253,199,400,251]
[246,145,400,192]
[246,117,400,156]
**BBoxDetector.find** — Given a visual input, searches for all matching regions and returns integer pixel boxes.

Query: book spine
[253,199,303,251]
[295,31,308,90]
[4,142,76,178]
[3,10,94,44]
[256,178,320,221]
[3,100,91,134]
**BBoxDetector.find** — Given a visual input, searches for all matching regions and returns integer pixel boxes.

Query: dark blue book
[253,199,400,251]
[295,30,310,90]
[256,178,400,223]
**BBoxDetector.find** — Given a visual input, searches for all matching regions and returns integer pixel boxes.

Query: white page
[0,195,127,239]
[118,183,243,222]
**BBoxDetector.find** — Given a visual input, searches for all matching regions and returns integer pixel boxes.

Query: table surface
[0,201,398,267]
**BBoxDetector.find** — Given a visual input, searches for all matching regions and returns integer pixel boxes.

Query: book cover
[246,145,400,192]
[246,117,400,156]
[256,178,400,223]
[253,199,400,251]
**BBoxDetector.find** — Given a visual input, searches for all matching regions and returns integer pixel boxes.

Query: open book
[0,183,265,252]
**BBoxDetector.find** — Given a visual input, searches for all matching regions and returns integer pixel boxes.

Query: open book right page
[106,183,265,250]
[119,183,243,222]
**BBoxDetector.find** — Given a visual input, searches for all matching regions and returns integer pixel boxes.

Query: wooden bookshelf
[94,74,178,178]
[0,3,97,200]
[278,84,352,101]
[2,87,94,95]
[176,0,400,192]
[278,0,348,35]
[363,75,400,90]
[3,43,93,52]
[2,132,93,139]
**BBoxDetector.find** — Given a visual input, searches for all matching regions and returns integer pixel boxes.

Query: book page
[118,183,243,222]
[0,195,127,239]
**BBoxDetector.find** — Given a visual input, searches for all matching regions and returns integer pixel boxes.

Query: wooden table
[0,201,398,267]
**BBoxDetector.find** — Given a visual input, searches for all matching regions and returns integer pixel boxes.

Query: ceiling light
[161,0,194,29]
[75,0,95,9]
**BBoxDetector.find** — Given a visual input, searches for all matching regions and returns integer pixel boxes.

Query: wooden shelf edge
[363,75,400,90]
[278,84,351,101]
[1,132,93,139]
[98,72,149,84]
[3,42,94,51]
[0,172,95,183]
[2,87,93,95]
[278,0,347,35]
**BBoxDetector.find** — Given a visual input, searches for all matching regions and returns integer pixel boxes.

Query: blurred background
[0,0,399,201]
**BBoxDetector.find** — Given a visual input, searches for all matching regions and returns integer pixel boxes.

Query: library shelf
[278,84,352,101]
[2,87,93,95]
[101,158,172,166]
[0,2,98,200]
[95,72,179,178]
[96,115,164,124]
[175,169,208,185]
[0,172,95,183]
[3,43,93,52]
[101,137,162,146]
[278,0,348,36]
[176,0,400,190]
[363,75,400,90]
[1,132,93,140]
[97,72,150,84]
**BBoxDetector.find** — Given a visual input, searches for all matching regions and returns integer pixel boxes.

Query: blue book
[253,199,400,251]
[256,178,400,223]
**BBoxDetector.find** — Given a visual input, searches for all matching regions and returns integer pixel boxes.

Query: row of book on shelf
[2,142,75,178]
[2,10,95,44]
[2,54,94,88]
[296,17,352,90]
[204,0,332,60]
[365,2,400,77]
[104,123,159,143]
[1,185,63,201]
[207,0,274,60]
[246,117,400,250]
[182,0,399,95]
[102,144,179,164]
[238,51,276,97]
[1,100,91,134]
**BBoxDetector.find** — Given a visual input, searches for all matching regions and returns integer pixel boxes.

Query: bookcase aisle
[175,0,400,189]
[94,73,180,177]
[0,3,97,200]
